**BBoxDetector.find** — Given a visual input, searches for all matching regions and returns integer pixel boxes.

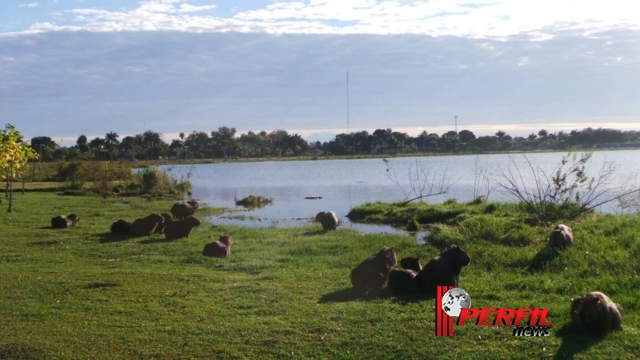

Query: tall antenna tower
[347,71,350,134]
[454,115,458,134]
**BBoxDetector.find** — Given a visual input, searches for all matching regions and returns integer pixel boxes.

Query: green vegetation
[235,194,274,209]
[1,193,639,359]
[26,126,640,164]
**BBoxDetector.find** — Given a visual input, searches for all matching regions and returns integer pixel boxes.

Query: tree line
[28,126,640,162]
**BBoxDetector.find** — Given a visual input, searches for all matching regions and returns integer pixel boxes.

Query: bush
[235,195,273,209]
[131,166,192,196]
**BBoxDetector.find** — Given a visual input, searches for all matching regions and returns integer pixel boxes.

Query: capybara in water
[110,219,132,235]
[202,235,233,257]
[152,213,174,235]
[350,246,397,293]
[164,216,201,240]
[171,200,200,220]
[130,213,164,237]
[315,211,339,231]
[51,214,81,229]
[549,224,574,250]
[571,291,622,333]
[415,245,471,296]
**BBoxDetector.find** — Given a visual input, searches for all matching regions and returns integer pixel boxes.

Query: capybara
[202,235,233,257]
[164,216,201,240]
[400,256,422,272]
[315,211,339,231]
[350,246,397,293]
[51,214,81,229]
[110,219,132,235]
[549,224,574,250]
[152,212,174,235]
[130,213,164,237]
[171,200,200,219]
[571,291,622,333]
[415,245,471,296]
[112,184,125,197]
[387,268,418,293]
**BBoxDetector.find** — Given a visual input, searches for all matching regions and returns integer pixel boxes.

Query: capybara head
[378,246,398,268]
[218,235,233,246]
[549,224,574,250]
[400,256,422,272]
[185,216,201,227]
[442,245,470,267]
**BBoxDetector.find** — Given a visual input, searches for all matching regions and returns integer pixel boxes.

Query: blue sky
[1,0,639,145]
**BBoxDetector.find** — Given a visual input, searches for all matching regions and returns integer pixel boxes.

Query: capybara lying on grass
[415,245,470,296]
[51,214,81,229]
[571,291,622,333]
[110,219,132,235]
[387,256,423,293]
[202,235,233,257]
[164,216,201,240]
[350,246,397,293]
[152,213,174,235]
[130,213,164,237]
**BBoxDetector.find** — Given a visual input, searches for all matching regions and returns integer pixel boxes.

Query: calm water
[158,150,640,234]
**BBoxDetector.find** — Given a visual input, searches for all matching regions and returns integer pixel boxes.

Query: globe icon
[441,288,472,317]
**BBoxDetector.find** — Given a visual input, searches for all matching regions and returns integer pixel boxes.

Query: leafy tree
[30,136,57,161]
[458,129,477,143]
[105,132,120,161]
[1,124,38,212]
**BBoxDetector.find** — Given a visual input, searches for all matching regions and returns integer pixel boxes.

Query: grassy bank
[1,193,639,359]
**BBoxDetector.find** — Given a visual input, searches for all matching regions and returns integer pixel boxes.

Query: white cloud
[5,0,639,39]
[19,2,39,8]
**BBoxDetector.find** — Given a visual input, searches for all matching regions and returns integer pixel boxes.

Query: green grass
[0,193,639,359]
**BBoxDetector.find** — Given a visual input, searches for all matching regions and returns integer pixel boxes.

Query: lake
[158,150,640,234]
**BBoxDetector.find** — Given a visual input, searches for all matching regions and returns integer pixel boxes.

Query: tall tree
[1,124,38,212]
[105,132,120,161]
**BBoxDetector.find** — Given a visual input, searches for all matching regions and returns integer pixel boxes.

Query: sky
[1,0,639,146]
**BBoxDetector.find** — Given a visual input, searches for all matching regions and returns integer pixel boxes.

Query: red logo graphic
[435,285,552,337]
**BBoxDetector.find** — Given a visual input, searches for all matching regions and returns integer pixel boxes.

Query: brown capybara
[51,214,81,229]
[415,245,471,296]
[387,268,418,293]
[571,291,622,333]
[112,184,125,197]
[350,247,397,293]
[164,216,201,240]
[130,213,164,237]
[171,200,200,219]
[549,224,574,250]
[400,256,422,272]
[152,213,174,235]
[315,211,339,231]
[202,235,233,257]
[110,219,132,235]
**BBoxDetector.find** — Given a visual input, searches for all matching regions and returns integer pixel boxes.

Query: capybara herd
[353,245,471,295]
[50,200,622,334]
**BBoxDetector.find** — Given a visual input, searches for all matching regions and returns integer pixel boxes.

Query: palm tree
[105,132,119,161]
[142,130,162,160]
